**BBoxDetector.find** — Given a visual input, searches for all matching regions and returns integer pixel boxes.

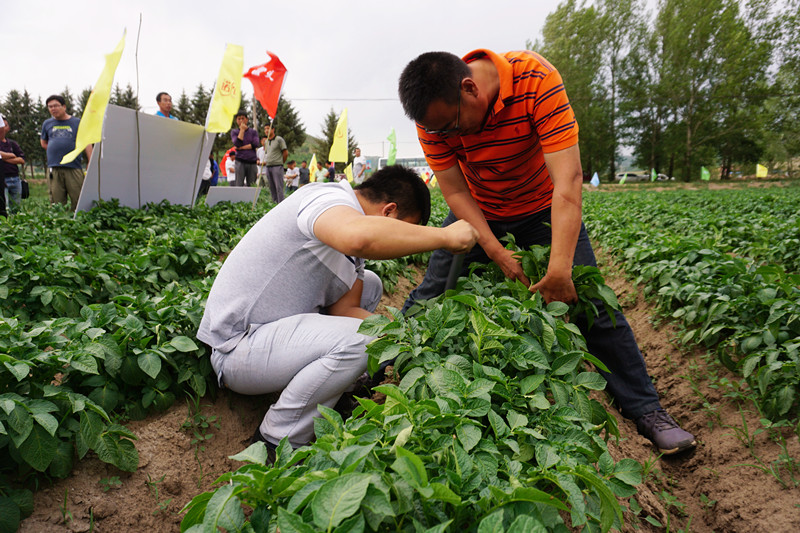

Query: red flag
[243,51,288,120]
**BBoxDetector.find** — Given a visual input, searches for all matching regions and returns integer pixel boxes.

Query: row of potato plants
[583,186,800,425]
[0,191,448,532]
[0,198,271,531]
[180,248,642,532]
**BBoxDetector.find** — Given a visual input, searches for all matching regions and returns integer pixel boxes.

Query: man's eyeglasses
[424,89,461,135]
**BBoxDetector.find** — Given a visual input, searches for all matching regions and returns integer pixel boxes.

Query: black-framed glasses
[424,88,461,135]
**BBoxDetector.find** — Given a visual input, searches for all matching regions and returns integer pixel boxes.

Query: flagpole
[135,14,142,207]
[191,132,209,206]
[252,93,258,132]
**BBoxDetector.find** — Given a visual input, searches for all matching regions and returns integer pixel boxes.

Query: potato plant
[583,187,800,424]
[0,198,267,530]
[181,258,641,532]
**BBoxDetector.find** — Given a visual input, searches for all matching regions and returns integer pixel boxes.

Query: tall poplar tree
[765,0,800,176]
[598,0,642,179]
[655,0,768,180]
[532,0,611,178]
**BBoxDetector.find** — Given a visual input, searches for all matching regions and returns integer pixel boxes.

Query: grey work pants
[234,160,257,187]
[265,165,285,203]
[210,270,382,448]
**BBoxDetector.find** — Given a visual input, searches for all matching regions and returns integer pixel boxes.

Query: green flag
[619,172,627,185]
[700,166,710,181]
[651,168,657,182]
[387,128,397,165]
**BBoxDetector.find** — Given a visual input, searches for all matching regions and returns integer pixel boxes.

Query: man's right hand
[443,220,479,254]
[488,247,531,287]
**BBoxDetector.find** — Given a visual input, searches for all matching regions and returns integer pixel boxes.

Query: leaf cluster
[181,268,642,532]
[584,187,800,423]
[0,197,270,528]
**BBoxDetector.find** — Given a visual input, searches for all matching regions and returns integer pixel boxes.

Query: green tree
[2,89,48,175]
[532,0,612,178]
[617,10,676,176]
[765,0,800,176]
[110,83,140,111]
[61,86,77,116]
[76,87,92,116]
[598,0,642,180]
[655,0,769,180]
[252,96,307,154]
[174,90,192,122]
[188,83,212,126]
[312,108,357,171]
[714,0,773,178]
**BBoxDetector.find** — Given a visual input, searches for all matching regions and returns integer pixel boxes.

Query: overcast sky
[3,0,556,159]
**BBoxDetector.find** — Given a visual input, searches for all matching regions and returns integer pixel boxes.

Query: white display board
[76,105,214,213]
[204,186,261,207]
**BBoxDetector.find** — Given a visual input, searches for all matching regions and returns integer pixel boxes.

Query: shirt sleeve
[247,129,260,147]
[296,186,357,240]
[530,69,579,153]
[13,141,25,160]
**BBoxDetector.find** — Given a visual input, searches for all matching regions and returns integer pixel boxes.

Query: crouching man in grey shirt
[197,165,478,450]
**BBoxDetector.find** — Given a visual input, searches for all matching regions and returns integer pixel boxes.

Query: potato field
[2,181,800,532]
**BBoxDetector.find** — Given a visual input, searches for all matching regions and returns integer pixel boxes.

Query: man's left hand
[530,271,578,305]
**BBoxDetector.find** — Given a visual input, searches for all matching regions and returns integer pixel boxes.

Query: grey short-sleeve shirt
[197,181,364,352]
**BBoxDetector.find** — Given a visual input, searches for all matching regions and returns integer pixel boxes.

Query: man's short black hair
[355,165,431,226]
[46,94,66,106]
[235,111,248,119]
[156,92,170,103]
[398,51,471,123]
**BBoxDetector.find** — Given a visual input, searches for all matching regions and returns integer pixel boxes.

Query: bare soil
[19,263,800,532]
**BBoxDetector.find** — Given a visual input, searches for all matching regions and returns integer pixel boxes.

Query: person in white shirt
[256,137,268,188]
[284,160,299,193]
[353,147,367,185]
[225,152,237,185]
[197,166,479,453]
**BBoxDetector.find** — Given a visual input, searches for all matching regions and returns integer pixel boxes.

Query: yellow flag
[756,164,768,178]
[328,108,348,162]
[344,163,353,183]
[206,43,243,133]
[60,31,126,165]
[309,154,318,182]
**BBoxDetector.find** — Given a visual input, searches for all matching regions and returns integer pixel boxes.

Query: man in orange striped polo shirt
[398,50,696,455]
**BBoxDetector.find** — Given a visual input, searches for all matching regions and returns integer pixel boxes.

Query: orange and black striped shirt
[417,49,579,221]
